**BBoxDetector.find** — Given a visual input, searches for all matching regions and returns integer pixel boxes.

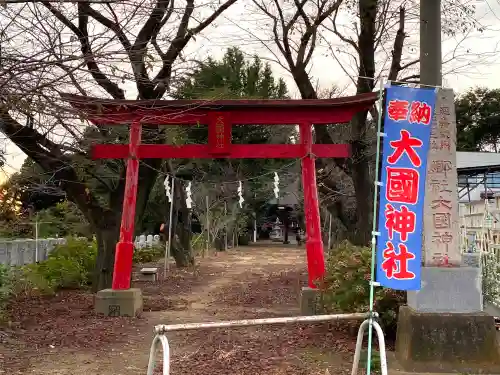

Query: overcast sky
[2,0,500,181]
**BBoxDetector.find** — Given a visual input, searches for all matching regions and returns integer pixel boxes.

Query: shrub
[317,241,406,337]
[238,230,250,246]
[0,238,97,321]
[0,264,12,319]
[482,253,500,305]
[10,265,55,297]
[50,238,97,273]
[35,257,88,289]
[193,233,205,249]
[191,233,207,255]
[133,244,164,263]
[17,237,97,292]
[37,237,97,289]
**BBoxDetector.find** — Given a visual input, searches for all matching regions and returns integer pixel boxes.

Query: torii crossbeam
[62,93,378,291]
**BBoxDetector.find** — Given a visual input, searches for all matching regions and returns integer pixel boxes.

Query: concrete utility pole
[419,0,442,86]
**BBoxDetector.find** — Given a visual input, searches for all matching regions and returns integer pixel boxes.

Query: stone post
[396,88,500,372]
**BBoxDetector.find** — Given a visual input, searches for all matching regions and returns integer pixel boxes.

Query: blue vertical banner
[376,86,436,291]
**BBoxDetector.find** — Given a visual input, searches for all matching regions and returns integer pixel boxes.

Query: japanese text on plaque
[423,90,460,267]
[215,116,226,149]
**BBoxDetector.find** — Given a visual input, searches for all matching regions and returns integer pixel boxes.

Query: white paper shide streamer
[273,172,279,199]
[237,181,244,208]
[163,176,172,202]
[185,182,192,209]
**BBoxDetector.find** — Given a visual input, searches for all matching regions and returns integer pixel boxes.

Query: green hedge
[318,241,406,337]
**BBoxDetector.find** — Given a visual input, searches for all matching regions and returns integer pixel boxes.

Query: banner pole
[205,195,210,258]
[327,213,332,250]
[224,201,228,251]
[366,79,386,375]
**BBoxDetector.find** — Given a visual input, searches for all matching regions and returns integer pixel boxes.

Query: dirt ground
[0,245,378,375]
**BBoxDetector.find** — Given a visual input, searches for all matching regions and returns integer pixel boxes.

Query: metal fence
[146,313,388,375]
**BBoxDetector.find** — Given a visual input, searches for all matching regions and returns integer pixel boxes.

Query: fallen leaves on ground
[5,291,144,349]
[211,269,307,308]
[1,264,205,372]
[2,247,374,375]
[161,322,357,375]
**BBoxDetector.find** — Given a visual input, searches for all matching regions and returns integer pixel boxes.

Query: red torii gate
[62,93,377,291]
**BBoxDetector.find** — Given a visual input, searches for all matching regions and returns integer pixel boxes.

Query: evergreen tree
[142,48,294,251]
[456,88,500,152]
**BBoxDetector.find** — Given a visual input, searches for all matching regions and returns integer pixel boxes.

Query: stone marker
[299,287,319,315]
[146,234,153,247]
[422,93,461,268]
[138,234,146,249]
[396,88,500,372]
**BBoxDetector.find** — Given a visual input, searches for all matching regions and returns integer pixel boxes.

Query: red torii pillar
[63,94,378,292]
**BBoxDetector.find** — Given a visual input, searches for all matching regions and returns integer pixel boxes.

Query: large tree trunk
[93,222,120,292]
[348,0,377,245]
[350,122,374,246]
[173,210,194,267]
[87,158,160,291]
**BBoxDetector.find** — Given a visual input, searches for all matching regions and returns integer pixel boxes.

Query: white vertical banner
[185,182,192,209]
[164,176,172,203]
[164,177,175,276]
[273,172,279,198]
[237,181,244,208]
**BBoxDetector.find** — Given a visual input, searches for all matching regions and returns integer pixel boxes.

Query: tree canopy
[141,47,294,251]
[456,87,500,152]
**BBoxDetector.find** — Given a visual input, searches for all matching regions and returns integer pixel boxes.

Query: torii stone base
[95,288,143,317]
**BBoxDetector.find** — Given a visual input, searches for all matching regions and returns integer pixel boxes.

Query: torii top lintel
[61,92,378,126]
[62,93,378,160]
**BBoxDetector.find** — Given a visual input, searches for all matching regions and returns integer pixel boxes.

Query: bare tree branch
[153,0,238,96]
[151,0,176,60]
[41,1,125,99]
[388,6,406,81]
